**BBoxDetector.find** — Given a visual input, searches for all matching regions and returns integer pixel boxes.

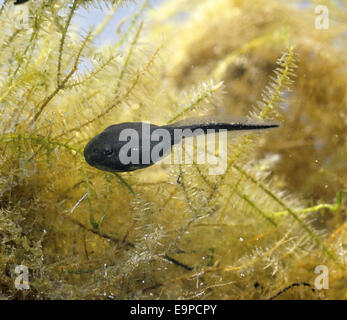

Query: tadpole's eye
[104,146,113,156]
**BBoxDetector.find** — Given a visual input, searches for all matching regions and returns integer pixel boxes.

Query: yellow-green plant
[0,0,345,299]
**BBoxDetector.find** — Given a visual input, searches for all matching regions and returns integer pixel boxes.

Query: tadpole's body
[84,120,278,173]
[14,0,30,5]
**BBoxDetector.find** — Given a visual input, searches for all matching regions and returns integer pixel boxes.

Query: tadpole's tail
[164,122,279,144]
[175,122,279,132]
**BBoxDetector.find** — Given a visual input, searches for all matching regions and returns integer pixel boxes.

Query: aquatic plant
[0,0,345,299]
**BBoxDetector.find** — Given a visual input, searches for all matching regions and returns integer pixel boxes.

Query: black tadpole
[14,0,30,5]
[84,119,279,173]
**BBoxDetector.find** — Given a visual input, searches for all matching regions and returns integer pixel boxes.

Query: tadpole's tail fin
[164,117,279,144]
[172,122,279,133]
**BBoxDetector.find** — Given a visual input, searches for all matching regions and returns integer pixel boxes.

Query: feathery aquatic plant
[0,0,346,299]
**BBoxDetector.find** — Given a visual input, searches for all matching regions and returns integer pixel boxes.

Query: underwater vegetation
[0,0,346,299]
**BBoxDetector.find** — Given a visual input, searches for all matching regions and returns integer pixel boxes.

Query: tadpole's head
[84,132,116,172]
